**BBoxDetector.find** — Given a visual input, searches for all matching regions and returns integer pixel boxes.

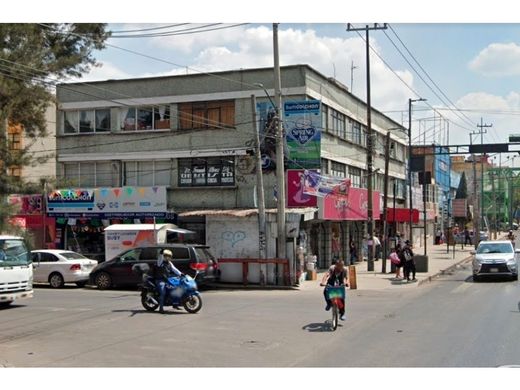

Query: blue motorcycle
[136,266,203,313]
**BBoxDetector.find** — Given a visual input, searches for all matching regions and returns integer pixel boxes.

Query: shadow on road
[302,321,343,332]
[111,308,191,317]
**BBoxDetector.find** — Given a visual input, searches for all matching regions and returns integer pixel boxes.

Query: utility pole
[273,23,286,264]
[470,133,478,248]
[251,95,267,284]
[474,118,492,245]
[381,131,391,274]
[347,23,387,272]
[408,98,426,246]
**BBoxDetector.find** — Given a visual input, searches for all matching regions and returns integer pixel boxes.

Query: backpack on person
[389,252,401,265]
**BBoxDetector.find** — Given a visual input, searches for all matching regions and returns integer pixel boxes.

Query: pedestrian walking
[349,239,358,264]
[373,234,381,261]
[400,240,416,282]
[389,247,402,279]
[464,227,472,245]
[435,228,442,245]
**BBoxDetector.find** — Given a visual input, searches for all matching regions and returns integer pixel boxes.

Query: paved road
[2,262,520,368]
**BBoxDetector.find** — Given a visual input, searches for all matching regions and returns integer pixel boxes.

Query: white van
[104,224,194,262]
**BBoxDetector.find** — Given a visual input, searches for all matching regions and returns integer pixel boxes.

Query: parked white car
[31,250,98,288]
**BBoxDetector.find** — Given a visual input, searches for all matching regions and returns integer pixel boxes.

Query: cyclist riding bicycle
[320,260,349,321]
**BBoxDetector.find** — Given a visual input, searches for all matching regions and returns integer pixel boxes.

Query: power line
[387,24,476,129]
[110,23,249,38]
[109,24,190,34]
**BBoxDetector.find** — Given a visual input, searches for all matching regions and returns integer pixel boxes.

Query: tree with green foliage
[0,23,110,233]
[454,171,472,227]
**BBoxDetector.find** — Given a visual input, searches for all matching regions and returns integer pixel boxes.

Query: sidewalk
[300,241,481,291]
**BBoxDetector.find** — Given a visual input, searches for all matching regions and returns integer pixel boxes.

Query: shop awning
[179,208,317,219]
[166,227,195,235]
[386,208,420,223]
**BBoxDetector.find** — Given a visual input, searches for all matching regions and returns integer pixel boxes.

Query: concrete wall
[207,215,260,283]
[22,104,56,183]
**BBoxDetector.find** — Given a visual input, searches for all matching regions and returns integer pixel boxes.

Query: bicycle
[323,285,346,331]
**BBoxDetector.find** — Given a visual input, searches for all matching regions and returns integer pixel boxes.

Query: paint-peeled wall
[206,215,260,283]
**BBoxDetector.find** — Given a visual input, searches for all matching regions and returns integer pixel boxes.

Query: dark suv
[89,244,219,289]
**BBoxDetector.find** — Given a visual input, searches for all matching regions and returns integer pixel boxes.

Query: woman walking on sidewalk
[389,247,403,279]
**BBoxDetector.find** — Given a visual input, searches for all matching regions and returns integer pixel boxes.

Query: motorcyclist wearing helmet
[154,249,182,313]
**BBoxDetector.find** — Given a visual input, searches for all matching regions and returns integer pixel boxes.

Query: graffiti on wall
[222,231,247,247]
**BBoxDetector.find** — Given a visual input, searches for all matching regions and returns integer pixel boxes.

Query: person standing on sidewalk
[389,247,402,279]
[349,239,358,264]
[464,227,472,245]
[400,240,416,282]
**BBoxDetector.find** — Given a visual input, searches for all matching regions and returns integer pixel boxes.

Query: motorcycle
[133,264,202,313]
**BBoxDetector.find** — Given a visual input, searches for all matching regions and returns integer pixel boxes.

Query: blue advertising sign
[284,99,321,169]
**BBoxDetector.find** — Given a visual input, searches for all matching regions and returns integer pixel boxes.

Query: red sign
[8,194,43,215]
[386,208,420,223]
[318,187,380,221]
[286,170,317,208]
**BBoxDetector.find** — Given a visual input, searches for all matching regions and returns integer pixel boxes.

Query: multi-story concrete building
[55,65,408,282]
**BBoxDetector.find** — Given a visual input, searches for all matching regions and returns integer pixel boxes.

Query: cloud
[72,61,133,82]
[441,91,520,146]
[79,25,416,117]
[469,42,520,76]
[152,25,415,113]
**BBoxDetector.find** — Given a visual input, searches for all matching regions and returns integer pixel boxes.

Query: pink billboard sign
[286,169,318,208]
[318,187,380,221]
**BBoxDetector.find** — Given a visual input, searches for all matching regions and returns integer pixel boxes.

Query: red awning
[386,208,420,223]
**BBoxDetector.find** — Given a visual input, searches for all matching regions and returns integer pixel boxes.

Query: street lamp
[408,97,426,245]
[253,83,276,111]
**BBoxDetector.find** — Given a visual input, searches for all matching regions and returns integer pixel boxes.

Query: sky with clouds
[8,0,520,164]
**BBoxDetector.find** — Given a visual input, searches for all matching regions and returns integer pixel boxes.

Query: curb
[416,254,473,286]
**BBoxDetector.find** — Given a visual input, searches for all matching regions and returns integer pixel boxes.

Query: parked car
[88,244,220,289]
[31,250,98,288]
[471,240,520,281]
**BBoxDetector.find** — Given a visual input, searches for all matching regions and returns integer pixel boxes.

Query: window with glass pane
[352,121,361,144]
[79,110,94,133]
[8,133,21,151]
[349,166,361,188]
[154,106,170,129]
[95,109,110,132]
[361,126,368,147]
[64,163,79,184]
[79,162,95,186]
[124,162,137,186]
[121,108,136,131]
[320,158,329,174]
[64,111,79,134]
[331,161,346,177]
[321,105,328,132]
[137,107,153,130]
[96,162,112,186]
[138,161,154,186]
[154,160,171,186]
